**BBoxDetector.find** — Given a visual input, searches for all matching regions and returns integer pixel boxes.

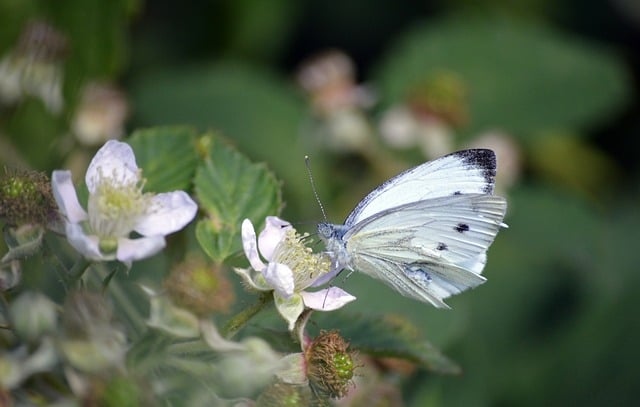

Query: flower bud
[305,330,356,399]
[256,381,326,407]
[83,374,149,407]
[72,82,128,146]
[0,169,59,227]
[8,291,57,342]
[407,70,468,127]
[59,290,126,373]
[164,256,235,316]
[0,20,67,113]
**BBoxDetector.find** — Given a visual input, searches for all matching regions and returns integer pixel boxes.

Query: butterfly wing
[345,149,498,226]
[344,193,507,307]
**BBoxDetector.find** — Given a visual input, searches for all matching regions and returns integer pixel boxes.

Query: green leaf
[130,63,312,213]
[315,312,461,375]
[128,126,200,193]
[194,135,282,263]
[374,16,631,139]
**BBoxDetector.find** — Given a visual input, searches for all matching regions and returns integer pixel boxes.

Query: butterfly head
[317,222,352,272]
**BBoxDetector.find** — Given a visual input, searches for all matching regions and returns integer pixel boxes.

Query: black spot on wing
[436,242,448,251]
[454,223,470,233]
[457,149,497,194]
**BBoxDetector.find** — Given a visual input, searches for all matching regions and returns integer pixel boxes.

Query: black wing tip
[449,149,497,194]
[454,149,496,169]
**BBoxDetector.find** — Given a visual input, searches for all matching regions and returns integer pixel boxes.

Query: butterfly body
[318,149,507,308]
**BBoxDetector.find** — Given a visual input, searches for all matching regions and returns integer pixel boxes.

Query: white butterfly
[318,149,508,308]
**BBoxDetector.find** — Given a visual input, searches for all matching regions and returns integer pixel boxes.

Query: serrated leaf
[315,312,461,375]
[128,126,200,193]
[194,136,282,262]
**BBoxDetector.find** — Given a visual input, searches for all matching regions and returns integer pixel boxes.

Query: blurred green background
[1,0,639,405]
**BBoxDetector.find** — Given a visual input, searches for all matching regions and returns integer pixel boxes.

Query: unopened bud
[59,290,126,373]
[305,330,356,399]
[8,291,57,342]
[164,256,235,316]
[256,381,326,407]
[0,169,59,227]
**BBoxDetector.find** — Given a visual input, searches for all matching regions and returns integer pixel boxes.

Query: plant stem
[221,293,273,339]
[97,267,146,338]
[67,257,92,285]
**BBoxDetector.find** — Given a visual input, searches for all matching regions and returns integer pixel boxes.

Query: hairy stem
[221,293,273,339]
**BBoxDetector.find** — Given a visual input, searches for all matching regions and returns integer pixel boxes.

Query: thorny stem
[221,292,274,339]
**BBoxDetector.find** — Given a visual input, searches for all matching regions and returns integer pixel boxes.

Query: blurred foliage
[1,0,639,406]
[373,16,631,139]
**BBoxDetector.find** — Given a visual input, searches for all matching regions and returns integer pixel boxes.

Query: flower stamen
[272,229,331,289]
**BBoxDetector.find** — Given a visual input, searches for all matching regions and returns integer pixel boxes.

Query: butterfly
[317,149,508,308]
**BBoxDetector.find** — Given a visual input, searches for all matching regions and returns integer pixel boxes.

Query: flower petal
[85,140,139,192]
[64,223,105,261]
[116,236,166,262]
[134,191,197,236]
[241,219,265,271]
[301,287,356,311]
[51,170,88,223]
[264,262,295,298]
[258,216,291,261]
[274,293,304,331]
[233,267,265,291]
[308,266,341,288]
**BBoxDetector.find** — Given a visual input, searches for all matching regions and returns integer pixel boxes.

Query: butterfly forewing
[345,194,506,269]
[345,149,497,226]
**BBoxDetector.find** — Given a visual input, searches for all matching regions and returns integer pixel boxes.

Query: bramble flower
[51,140,197,264]
[72,82,128,146]
[237,217,355,330]
[0,20,67,113]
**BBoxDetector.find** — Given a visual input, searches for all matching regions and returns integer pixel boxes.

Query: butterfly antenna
[305,155,328,221]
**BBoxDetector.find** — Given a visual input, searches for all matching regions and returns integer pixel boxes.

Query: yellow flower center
[272,229,331,290]
[87,170,152,238]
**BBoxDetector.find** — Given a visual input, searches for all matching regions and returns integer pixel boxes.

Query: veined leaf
[128,126,200,193]
[194,135,282,262]
[315,312,461,375]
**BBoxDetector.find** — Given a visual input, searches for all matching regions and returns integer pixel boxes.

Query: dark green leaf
[128,126,200,193]
[315,312,461,375]
[194,135,282,262]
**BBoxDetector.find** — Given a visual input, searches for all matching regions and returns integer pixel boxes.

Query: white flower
[51,140,197,264]
[0,21,67,114]
[72,82,128,146]
[236,217,355,330]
